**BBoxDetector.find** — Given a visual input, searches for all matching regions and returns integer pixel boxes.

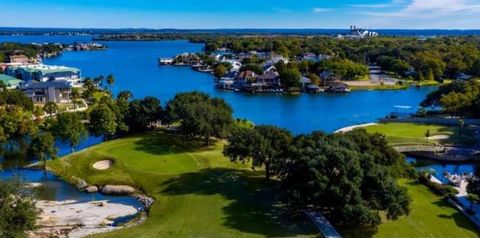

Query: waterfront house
[305,84,322,93]
[320,70,339,86]
[222,71,239,80]
[0,74,22,89]
[300,76,311,88]
[6,64,82,86]
[174,53,202,65]
[8,54,30,64]
[234,70,256,89]
[236,70,256,82]
[257,72,281,88]
[21,80,72,104]
[220,59,242,72]
[217,79,234,89]
[325,81,350,93]
[262,64,278,75]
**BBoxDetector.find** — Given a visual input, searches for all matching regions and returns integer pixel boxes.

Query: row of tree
[224,126,412,227]
[203,36,480,80]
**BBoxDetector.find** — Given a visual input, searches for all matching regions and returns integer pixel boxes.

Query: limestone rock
[100,185,135,195]
[85,186,98,193]
[74,177,88,190]
[133,194,155,208]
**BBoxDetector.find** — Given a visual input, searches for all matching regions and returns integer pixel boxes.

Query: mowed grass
[364,123,477,146]
[343,179,480,238]
[48,131,316,238]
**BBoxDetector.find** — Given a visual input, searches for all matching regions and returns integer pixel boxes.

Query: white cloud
[312,8,332,13]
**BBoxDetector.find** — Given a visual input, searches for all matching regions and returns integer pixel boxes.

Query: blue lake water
[0,35,474,200]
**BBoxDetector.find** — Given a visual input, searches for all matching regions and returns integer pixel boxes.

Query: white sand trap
[93,160,113,170]
[428,135,450,140]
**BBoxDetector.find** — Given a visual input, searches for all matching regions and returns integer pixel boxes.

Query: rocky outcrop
[74,177,88,190]
[30,200,138,238]
[100,185,136,195]
[133,194,155,208]
[85,186,98,193]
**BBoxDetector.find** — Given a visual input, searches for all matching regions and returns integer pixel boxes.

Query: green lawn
[364,123,477,146]
[48,132,316,238]
[343,180,480,238]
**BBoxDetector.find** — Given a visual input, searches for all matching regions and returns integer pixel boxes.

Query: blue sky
[1,0,479,29]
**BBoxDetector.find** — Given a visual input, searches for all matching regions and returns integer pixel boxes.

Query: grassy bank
[343,179,479,238]
[48,132,316,238]
[364,122,477,146]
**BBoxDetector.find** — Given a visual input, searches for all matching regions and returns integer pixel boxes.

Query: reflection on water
[0,135,103,170]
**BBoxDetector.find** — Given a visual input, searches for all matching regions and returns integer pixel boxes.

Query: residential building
[300,76,311,88]
[5,64,81,86]
[262,64,278,75]
[21,80,72,104]
[325,82,350,93]
[0,74,23,89]
[320,70,339,85]
[257,72,280,88]
[8,54,30,64]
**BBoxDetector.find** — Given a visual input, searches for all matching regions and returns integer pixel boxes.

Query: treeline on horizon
[203,36,480,80]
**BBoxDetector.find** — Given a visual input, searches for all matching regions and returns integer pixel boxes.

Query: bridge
[393,145,445,153]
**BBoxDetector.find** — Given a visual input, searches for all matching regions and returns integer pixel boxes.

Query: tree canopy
[421,80,480,117]
[51,112,88,150]
[125,96,163,133]
[0,178,39,237]
[224,125,292,180]
[279,68,301,89]
[166,91,233,145]
[281,129,411,227]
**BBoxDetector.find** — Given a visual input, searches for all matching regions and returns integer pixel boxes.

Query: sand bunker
[428,135,450,140]
[92,160,113,170]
